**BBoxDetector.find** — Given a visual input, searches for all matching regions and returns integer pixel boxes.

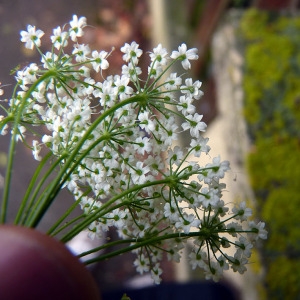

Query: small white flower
[181,78,203,99]
[158,116,178,146]
[167,146,184,166]
[121,42,143,64]
[97,80,115,107]
[206,156,230,179]
[181,113,207,138]
[164,73,182,90]
[32,140,42,161]
[108,208,127,229]
[235,236,253,258]
[248,221,268,240]
[134,254,150,274]
[170,43,198,70]
[175,213,201,234]
[129,161,150,185]
[69,15,87,41]
[204,261,223,282]
[51,26,68,49]
[122,63,142,81]
[148,64,163,79]
[163,202,180,223]
[177,95,195,116]
[232,201,252,221]
[138,111,155,133]
[91,50,109,72]
[150,44,168,67]
[214,200,228,217]
[134,136,152,155]
[73,44,91,62]
[151,263,163,284]
[113,75,133,100]
[230,254,248,274]
[189,250,207,270]
[217,255,229,271]
[20,25,44,49]
[198,187,220,208]
[189,137,210,157]
[23,63,39,82]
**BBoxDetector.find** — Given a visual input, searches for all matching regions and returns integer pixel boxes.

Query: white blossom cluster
[0,16,267,284]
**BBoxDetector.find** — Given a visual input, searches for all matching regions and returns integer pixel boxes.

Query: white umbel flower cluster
[0,15,267,284]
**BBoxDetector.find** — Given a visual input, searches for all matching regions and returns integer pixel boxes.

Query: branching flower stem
[60,177,172,243]
[26,93,148,228]
[82,230,208,265]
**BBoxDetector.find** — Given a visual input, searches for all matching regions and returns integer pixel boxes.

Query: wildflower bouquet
[0,16,267,284]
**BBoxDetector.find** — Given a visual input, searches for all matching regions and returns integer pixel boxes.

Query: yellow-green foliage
[241,9,300,300]
[248,137,299,192]
[266,257,300,300]
[241,9,300,140]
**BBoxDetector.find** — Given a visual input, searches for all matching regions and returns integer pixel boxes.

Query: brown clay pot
[0,225,100,300]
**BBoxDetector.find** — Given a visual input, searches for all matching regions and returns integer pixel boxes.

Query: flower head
[2,16,268,286]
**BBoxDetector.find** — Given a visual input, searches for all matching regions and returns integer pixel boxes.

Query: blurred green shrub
[241,8,300,300]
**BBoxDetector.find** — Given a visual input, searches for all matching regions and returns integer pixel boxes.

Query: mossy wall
[240,9,300,300]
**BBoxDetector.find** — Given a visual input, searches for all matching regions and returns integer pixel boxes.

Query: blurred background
[0,0,300,299]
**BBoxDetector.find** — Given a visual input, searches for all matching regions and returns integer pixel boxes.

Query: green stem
[0,116,14,132]
[78,238,136,258]
[51,214,86,237]
[22,153,67,226]
[48,188,91,236]
[83,230,205,265]
[1,71,55,223]
[14,151,52,225]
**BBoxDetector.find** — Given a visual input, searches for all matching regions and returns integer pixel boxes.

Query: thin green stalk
[83,231,205,265]
[1,71,55,223]
[78,238,136,258]
[50,214,86,237]
[21,153,67,226]
[14,151,52,225]
[47,188,91,236]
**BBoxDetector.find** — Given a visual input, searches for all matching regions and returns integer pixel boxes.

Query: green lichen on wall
[240,8,300,300]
